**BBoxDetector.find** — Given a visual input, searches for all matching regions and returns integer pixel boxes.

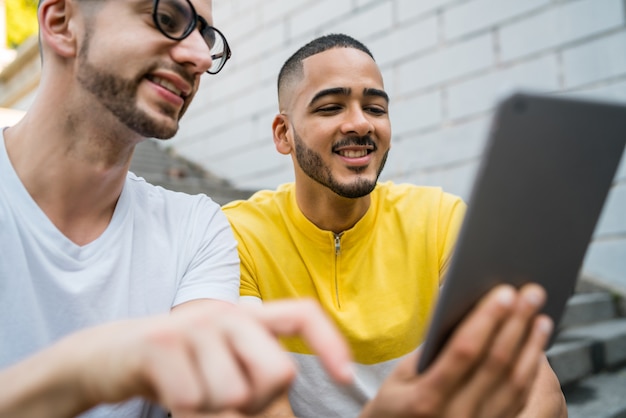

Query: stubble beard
[293,128,388,199]
[76,32,184,139]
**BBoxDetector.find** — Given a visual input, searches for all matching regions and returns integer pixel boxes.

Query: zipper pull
[334,233,341,255]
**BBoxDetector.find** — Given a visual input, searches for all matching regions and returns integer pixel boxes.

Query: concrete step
[563,367,626,418]
[559,292,617,329]
[548,318,626,386]
[129,139,254,205]
[547,339,594,386]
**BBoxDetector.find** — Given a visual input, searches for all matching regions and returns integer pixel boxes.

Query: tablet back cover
[417,92,626,373]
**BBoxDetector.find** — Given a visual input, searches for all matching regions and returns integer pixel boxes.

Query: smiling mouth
[147,75,185,98]
[337,149,370,158]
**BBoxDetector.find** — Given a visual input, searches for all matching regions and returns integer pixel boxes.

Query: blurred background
[1,1,626,415]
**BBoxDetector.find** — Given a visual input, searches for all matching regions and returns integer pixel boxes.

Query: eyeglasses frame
[152,0,232,74]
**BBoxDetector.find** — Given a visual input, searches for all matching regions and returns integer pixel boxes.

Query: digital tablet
[416,92,626,373]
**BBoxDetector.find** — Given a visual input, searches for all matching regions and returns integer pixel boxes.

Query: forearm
[0,337,93,418]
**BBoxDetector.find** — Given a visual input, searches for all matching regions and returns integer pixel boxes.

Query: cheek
[376,122,392,146]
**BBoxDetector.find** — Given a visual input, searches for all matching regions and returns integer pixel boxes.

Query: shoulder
[125,172,222,222]
[222,183,294,220]
[374,181,464,211]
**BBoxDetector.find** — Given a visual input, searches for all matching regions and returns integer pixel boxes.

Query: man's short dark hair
[277,33,375,99]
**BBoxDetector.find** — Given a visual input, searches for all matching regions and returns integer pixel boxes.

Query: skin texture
[0,1,354,416]
[274,47,392,233]
[0,300,353,417]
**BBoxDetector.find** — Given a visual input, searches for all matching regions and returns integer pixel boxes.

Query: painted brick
[595,183,626,237]
[197,65,253,103]
[290,0,353,39]
[447,55,560,119]
[395,33,494,95]
[258,0,307,26]
[236,164,296,190]
[367,16,438,67]
[355,0,379,8]
[391,91,442,137]
[235,21,286,65]
[396,0,456,23]
[499,0,625,62]
[220,7,262,42]
[382,160,480,201]
[213,0,237,23]
[179,118,255,163]
[326,1,393,42]
[385,117,490,178]
[252,108,280,141]
[563,30,626,88]
[563,79,626,104]
[211,142,287,182]
[445,0,549,40]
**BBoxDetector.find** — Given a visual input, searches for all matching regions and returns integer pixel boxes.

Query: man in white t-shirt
[0,1,353,417]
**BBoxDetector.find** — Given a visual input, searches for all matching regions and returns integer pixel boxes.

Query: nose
[341,105,373,137]
[170,28,213,74]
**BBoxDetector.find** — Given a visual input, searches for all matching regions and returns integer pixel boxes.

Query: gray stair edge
[562,367,626,418]
[548,318,626,385]
[559,292,617,329]
[577,274,626,316]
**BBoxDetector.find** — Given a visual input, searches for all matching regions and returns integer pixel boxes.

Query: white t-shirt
[0,131,240,417]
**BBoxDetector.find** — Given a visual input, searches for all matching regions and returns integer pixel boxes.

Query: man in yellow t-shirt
[223,34,566,418]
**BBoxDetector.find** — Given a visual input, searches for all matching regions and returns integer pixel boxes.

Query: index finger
[242,299,354,385]
[423,285,517,395]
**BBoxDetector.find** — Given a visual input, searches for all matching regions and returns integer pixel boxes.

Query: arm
[173,392,293,418]
[360,283,558,418]
[0,300,352,417]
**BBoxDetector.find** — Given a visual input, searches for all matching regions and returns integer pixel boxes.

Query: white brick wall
[170,0,626,289]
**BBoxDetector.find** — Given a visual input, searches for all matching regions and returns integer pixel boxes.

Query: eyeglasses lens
[155,0,193,39]
[155,0,229,74]
[202,28,227,73]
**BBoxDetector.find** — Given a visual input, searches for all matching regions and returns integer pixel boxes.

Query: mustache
[332,135,377,152]
[143,62,196,89]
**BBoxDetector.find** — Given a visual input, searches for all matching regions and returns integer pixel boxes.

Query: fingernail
[538,316,553,335]
[341,363,355,382]
[524,287,546,307]
[496,286,515,306]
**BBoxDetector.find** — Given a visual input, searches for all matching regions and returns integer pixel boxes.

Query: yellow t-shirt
[223,182,466,365]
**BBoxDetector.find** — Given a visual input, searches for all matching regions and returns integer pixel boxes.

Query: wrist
[0,334,95,417]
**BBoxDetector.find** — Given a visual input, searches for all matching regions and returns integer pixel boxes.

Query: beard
[293,127,388,199]
[76,32,189,139]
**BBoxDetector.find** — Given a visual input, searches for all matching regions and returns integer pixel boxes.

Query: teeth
[339,149,368,158]
[341,150,367,158]
[153,76,182,96]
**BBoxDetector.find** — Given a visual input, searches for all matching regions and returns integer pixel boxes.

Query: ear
[39,0,78,58]
[272,113,293,155]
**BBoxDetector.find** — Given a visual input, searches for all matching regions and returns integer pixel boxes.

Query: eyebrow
[308,87,390,107]
[364,87,390,103]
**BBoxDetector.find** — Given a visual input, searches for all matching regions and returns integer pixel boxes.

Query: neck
[295,179,372,234]
[3,93,142,245]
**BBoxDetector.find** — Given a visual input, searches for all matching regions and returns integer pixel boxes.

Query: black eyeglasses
[152,0,232,74]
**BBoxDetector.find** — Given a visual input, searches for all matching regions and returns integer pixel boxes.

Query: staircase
[548,278,626,417]
[130,139,253,205]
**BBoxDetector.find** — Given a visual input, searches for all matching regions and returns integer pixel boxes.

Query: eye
[316,105,343,114]
[365,106,387,116]
[155,1,189,36]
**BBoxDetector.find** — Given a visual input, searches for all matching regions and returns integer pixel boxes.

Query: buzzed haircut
[277,33,375,100]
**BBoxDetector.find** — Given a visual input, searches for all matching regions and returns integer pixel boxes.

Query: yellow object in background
[5,0,37,49]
